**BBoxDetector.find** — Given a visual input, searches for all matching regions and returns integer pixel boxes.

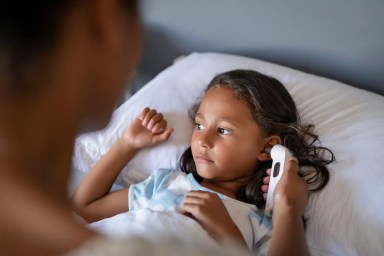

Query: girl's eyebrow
[196,112,239,127]
[194,112,204,122]
[195,112,203,118]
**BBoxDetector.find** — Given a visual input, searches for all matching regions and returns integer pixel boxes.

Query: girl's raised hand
[263,157,308,218]
[273,157,308,218]
[121,108,173,150]
[262,169,271,201]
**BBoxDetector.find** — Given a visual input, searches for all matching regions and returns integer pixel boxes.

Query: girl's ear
[257,135,282,161]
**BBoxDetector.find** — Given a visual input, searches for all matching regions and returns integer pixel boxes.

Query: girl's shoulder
[147,168,189,190]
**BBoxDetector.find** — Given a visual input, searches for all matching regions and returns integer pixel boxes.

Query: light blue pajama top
[128,168,272,255]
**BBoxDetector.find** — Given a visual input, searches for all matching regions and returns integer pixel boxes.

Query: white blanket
[89,209,218,248]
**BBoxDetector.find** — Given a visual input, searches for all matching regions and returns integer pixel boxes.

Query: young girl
[71,69,334,254]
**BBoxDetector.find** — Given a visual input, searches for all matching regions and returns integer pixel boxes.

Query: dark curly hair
[180,69,335,210]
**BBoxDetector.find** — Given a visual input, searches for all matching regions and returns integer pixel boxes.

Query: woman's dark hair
[0,0,138,90]
[180,69,335,210]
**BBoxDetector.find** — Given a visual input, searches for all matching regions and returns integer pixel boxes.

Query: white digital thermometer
[264,144,293,216]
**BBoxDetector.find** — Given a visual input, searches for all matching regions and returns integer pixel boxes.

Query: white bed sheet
[73,52,384,256]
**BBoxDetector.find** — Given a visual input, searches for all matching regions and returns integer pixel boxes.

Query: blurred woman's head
[0,0,141,130]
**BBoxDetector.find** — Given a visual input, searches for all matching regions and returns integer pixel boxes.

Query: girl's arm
[266,158,310,256]
[71,108,173,223]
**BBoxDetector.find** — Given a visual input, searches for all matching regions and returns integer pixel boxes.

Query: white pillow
[72,52,384,256]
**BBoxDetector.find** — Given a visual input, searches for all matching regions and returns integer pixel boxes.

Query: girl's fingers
[141,109,157,126]
[182,190,211,204]
[185,190,211,198]
[180,195,199,217]
[151,119,167,134]
[147,113,164,130]
[135,107,174,144]
[261,184,269,193]
[138,107,150,121]
[151,128,173,143]
[139,108,167,133]
[262,168,271,201]
[180,203,199,216]
[182,196,204,205]
[263,175,270,185]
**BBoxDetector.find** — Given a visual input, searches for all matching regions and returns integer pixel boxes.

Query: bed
[71,52,384,256]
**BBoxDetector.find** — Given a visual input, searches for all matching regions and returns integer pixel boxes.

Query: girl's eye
[196,123,205,130]
[217,127,231,135]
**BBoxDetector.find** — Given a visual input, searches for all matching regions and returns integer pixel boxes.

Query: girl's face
[191,86,268,184]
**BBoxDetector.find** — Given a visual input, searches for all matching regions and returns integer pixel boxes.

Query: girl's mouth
[196,154,213,163]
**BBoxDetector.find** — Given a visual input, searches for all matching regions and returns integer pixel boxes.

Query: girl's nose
[197,131,213,149]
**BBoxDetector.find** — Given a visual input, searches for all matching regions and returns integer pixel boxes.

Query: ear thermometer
[264,144,293,217]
